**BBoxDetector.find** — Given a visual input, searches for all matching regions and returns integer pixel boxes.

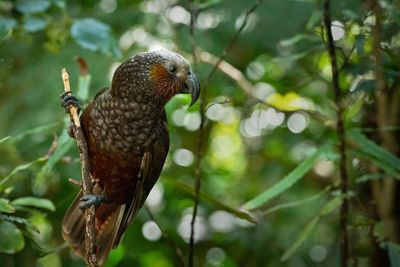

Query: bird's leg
[60,91,81,115]
[79,194,111,210]
[61,92,82,138]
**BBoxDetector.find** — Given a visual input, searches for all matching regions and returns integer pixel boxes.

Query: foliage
[1,0,400,266]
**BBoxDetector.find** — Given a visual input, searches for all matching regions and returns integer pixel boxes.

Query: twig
[188,1,263,266]
[203,0,263,90]
[145,206,185,267]
[198,51,253,96]
[68,178,83,187]
[187,0,201,265]
[323,1,349,266]
[44,133,58,159]
[61,68,98,267]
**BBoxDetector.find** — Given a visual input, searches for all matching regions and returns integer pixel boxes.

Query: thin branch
[68,178,83,187]
[44,133,58,159]
[187,0,201,265]
[203,0,263,90]
[188,1,263,266]
[145,206,185,267]
[198,50,253,96]
[323,1,349,266]
[61,69,98,267]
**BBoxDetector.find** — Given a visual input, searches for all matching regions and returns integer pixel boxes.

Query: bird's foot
[61,91,81,114]
[79,194,110,210]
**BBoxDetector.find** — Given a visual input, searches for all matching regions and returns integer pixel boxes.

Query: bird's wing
[113,113,170,247]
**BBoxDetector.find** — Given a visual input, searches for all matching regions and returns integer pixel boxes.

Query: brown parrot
[61,50,200,265]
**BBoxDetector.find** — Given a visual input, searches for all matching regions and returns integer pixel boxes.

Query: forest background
[1,0,400,266]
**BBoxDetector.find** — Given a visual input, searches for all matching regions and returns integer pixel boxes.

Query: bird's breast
[88,93,160,155]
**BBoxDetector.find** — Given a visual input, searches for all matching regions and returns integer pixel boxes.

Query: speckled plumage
[62,50,200,265]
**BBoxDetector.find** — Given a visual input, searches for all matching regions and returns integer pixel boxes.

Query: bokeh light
[246,61,265,81]
[309,244,327,262]
[177,213,208,243]
[209,210,236,233]
[166,6,190,24]
[331,21,345,41]
[206,247,226,266]
[146,183,164,212]
[253,82,275,101]
[142,221,162,242]
[287,112,308,134]
[183,112,201,131]
[98,0,117,13]
[173,148,194,167]
[314,158,335,178]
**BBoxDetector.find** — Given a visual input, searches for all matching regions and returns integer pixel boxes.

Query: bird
[61,50,200,265]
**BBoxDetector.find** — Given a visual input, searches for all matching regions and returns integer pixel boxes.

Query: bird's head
[111,50,200,106]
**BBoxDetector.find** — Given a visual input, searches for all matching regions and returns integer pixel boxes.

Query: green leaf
[281,196,343,261]
[0,221,25,254]
[0,198,15,213]
[356,173,387,183]
[71,18,121,58]
[0,157,47,191]
[195,0,223,9]
[15,0,51,14]
[40,129,74,174]
[343,94,364,122]
[348,129,400,173]
[355,35,365,55]
[280,34,319,47]
[281,217,319,261]
[0,136,11,144]
[1,122,60,145]
[383,2,400,26]
[12,197,55,212]
[274,44,324,62]
[163,176,256,224]
[77,74,91,102]
[319,195,343,215]
[349,149,400,179]
[243,145,330,210]
[388,242,400,267]
[23,16,48,32]
[263,186,331,215]
[306,10,322,30]
[0,215,40,233]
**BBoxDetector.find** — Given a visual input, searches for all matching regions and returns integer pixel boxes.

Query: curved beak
[183,72,200,106]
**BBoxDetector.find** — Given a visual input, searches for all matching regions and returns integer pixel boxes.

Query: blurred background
[1,0,400,266]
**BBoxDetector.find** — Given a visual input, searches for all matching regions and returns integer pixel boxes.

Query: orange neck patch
[150,64,181,102]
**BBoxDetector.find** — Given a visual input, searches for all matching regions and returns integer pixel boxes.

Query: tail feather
[62,188,125,266]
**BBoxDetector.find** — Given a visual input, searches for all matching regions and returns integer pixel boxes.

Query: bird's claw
[61,91,81,114]
[79,194,108,210]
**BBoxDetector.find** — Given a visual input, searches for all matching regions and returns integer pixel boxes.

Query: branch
[323,1,349,266]
[187,0,201,265]
[368,0,399,242]
[203,0,263,89]
[145,206,184,267]
[61,69,98,267]
[188,1,263,266]
[197,51,253,96]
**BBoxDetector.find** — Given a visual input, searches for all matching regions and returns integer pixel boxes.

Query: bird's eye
[168,65,177,74]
